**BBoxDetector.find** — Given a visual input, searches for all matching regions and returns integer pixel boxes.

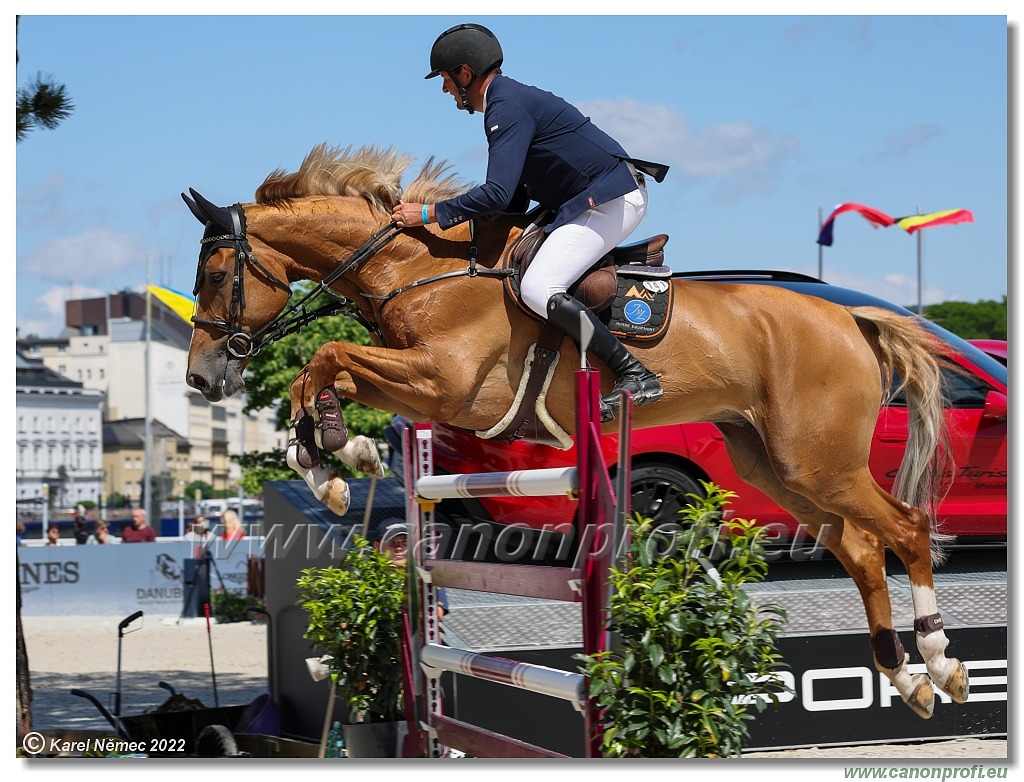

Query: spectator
[73,517,91,545]
[185,516,212,544]
[221,509,245,541]
[45,525,61,546]
[87,520,118,545]
[122,508,157,543]
[16,520,25,547]
[375,521,447,617]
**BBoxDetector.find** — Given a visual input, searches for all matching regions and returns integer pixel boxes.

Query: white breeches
[520,184,648,317]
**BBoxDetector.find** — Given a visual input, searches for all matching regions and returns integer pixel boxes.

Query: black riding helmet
[424,23,503,81]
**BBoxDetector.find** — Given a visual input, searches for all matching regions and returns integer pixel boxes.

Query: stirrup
[600,372,663,422]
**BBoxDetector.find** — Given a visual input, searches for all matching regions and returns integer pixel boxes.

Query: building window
[99,368,105,379]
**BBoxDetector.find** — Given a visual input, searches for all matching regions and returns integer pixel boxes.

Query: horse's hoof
[938,660,970,703]
[322,476,351,516]
[905,674,935,719]
[289,408,320,469]
[347,435,385,477]
[315,386,348,452]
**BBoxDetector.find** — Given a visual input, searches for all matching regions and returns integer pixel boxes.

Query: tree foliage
[924,297,1007,340]
[16,17,74,142]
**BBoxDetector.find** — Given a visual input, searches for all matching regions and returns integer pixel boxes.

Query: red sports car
[387,274,1006,549]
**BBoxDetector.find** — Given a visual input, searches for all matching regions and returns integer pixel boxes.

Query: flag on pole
[146,285,195,324]
[816,202,895,246]
[894,209,974,235]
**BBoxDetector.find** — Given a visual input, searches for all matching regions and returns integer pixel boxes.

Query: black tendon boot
[546,293,663,421]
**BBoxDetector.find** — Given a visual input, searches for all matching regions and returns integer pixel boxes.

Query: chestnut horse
[183,144,967,718]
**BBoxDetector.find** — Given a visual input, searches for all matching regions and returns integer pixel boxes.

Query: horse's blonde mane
[255,143,470,213]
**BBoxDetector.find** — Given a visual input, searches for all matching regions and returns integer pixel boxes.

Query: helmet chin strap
[456,68,477,114]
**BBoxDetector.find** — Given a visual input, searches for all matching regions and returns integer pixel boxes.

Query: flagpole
[817,206,824,280]
[144,258,153,522]
[916,205,923,315]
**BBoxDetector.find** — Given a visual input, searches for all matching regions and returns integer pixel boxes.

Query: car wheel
[628,463,704,525]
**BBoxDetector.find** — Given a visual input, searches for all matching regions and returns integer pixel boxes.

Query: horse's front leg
[284,367,353,516]
[301,340,472,492]
[312,384,386,478]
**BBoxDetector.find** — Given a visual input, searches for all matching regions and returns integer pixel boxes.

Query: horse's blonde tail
[852,306,954,562]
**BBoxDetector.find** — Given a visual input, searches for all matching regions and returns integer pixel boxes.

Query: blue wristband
[421,204,430,225]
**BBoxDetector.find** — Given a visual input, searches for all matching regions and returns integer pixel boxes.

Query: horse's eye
[209,271,227,286]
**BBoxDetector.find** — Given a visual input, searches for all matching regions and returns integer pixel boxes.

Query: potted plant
[577,484,791,758]
[296,535,406,757]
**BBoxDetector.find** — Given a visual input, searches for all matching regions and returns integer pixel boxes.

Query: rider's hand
[392,202,428,228]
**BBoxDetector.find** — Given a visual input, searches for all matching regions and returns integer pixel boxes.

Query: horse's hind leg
[878,500,969,704]
[717,421,938,718]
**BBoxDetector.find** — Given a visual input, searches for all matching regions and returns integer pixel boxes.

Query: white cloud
[578,97,799,204]
[18,229,148,282]
[801,267,957,309]
[16,283,106,340]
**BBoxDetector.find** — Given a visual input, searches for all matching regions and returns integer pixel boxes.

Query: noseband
[191,203,403,358]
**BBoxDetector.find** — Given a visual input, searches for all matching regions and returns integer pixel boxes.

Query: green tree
[924,297,1007,340]
[185,480,215,501]
[16,17,74,142]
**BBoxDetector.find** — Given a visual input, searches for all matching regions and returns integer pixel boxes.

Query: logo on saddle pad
[608,273,672,339]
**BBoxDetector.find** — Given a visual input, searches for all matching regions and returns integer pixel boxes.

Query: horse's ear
[181,192,207,225]
[186,188,234,233]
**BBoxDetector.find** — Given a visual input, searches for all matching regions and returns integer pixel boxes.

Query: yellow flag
[146,285,195,324]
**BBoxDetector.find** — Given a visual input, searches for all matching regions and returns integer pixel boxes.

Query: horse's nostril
[188,373,207,390]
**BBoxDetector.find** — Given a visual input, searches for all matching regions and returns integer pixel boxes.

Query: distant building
[16,290,284,497]
[16,350,104,508]
[102,418,191,506]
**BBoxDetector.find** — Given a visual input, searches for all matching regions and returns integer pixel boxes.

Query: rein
[192,206,510,355]
[363,219,512,316]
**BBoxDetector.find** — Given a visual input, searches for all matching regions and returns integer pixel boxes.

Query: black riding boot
[546,293,663,421]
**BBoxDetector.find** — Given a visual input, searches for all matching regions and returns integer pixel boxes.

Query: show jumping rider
[391,23,665,421]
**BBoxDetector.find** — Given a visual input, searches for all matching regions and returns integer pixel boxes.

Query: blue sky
[14,12,1013,339]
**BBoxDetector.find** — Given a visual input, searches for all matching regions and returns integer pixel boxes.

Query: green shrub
[577,484,790,758]
[210,590,261,624]
[296,536,405,723]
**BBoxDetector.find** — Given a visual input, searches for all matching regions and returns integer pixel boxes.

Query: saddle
[478,222,675,448]
[503,222,674,340]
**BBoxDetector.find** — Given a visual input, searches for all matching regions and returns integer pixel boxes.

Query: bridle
[190,203,404,358]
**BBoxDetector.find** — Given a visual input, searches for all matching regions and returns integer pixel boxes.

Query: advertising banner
[18,541,252,617]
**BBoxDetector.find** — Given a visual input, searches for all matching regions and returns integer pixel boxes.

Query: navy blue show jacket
[433,75,641,233]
